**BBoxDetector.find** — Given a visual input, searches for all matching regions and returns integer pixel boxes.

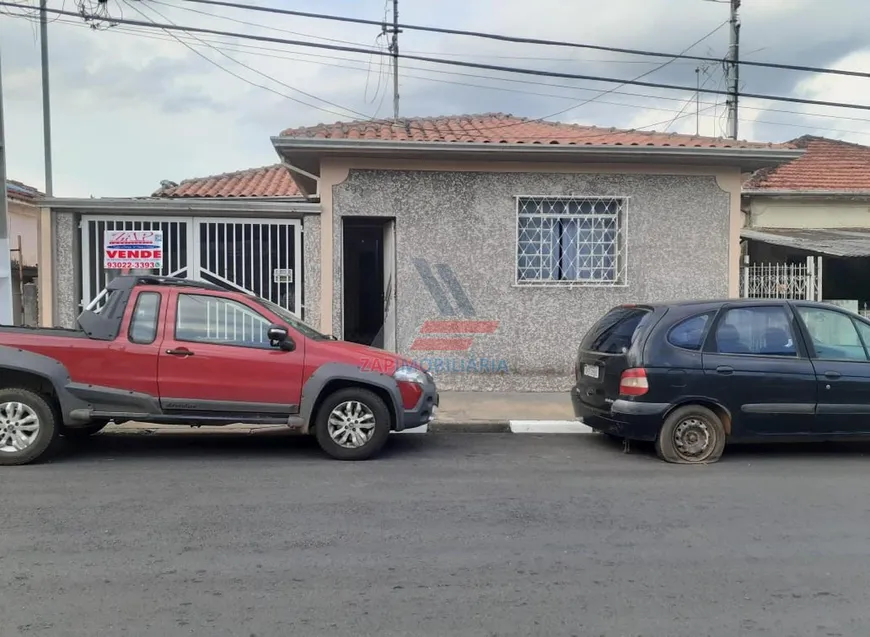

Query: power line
[18,10,870,137]
[156,0,704,66]
[179,0,870,82]
[121,0,372,120]
[3,2,868,118]
[518,19,728,129]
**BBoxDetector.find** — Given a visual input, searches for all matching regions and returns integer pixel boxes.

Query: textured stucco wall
[332,169,731,391]
[53,211,78,328]
[302,213,321,329]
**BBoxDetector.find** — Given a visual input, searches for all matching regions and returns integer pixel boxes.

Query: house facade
[742,136,870,311]
[39,113,800,391]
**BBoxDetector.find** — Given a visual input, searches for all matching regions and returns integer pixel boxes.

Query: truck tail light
[619,368,648,396]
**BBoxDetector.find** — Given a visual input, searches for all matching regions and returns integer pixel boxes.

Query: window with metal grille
[516,196,627,285]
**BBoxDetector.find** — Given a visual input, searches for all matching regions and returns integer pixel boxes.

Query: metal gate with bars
[740,255,822,301]
[80,216,302,317]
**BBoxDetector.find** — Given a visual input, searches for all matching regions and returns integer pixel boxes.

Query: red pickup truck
[0,276,438,466]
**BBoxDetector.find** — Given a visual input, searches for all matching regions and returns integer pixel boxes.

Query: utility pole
[0,48,13,325]
[389,0,400,121]
[695,66,701,137]
[40,0,53,196]
[725,0,741,139]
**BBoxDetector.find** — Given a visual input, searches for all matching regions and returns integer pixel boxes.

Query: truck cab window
[176,294,273,348]
[128,292,161,345]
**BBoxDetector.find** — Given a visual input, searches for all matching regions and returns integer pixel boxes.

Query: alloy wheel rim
[0,402,41,454]
[327,400,376,449]
[673,417,712,461]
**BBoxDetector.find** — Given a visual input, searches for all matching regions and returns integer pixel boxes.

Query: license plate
[583,364,600,379]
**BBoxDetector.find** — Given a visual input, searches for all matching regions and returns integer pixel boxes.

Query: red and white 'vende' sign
[104,230,164,270]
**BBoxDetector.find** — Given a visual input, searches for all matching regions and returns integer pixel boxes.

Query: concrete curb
[102,419,590,436]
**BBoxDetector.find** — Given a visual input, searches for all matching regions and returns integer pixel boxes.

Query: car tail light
[619,368,648,396]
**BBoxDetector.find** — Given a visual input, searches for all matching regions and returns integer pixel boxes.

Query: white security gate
[80,216,302,317]
[740,256,823,301]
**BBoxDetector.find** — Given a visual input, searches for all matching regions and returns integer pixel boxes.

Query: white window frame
[514,195,629,287]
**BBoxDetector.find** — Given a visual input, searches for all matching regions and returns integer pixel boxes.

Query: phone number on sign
[105,262,162,270]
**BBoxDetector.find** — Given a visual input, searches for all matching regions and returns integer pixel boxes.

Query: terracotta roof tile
[153,164,300,198]
[279,112,786,149]
[745,136,870,192]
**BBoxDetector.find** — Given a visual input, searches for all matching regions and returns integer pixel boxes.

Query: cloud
[1,0,868,197]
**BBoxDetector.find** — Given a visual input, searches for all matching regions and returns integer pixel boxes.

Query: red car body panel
[0,279,439,432]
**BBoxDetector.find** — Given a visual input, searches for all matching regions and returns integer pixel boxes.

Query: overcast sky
[1,0,869,197]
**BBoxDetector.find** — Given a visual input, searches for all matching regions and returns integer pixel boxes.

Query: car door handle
[165,348,194,357]
[716,365,734,375]
[824,370,842,379]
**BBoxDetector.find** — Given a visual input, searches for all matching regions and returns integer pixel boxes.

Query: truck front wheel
[314,387,392,461]
[0,388,60,466]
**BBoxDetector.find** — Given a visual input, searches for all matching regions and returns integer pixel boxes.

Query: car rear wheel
[314,387,391,461]
[0,388,60,466]
[655,405,726,465]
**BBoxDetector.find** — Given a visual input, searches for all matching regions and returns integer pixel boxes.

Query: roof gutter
[40,197,322,215]
[744,189,870,199]
[272,136,803,170]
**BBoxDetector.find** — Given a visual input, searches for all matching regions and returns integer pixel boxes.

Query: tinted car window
[581,307,650,354]
[713,306,797,357]
[797,306,868,361]
[667,312,714,351]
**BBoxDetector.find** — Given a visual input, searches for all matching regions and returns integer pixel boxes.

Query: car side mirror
[268,324,295,351]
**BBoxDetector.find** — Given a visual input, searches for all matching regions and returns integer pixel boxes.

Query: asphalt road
[4,432,870,637]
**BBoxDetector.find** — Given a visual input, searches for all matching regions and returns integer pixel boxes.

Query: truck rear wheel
[0,388,60,466]
[314,387,391,461]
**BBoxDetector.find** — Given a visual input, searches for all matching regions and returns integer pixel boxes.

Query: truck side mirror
[268,324,295,351]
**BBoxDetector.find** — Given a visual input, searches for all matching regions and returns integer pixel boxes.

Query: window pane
[797,307,868,361]
[855,319,870,348]
[176,294,272,348]
[667,313,713,351]
[517,197,623,284]
[714,306,797,356]
[129,292,161,345]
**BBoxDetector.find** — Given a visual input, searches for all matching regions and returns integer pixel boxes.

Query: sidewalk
[109,391,578,435]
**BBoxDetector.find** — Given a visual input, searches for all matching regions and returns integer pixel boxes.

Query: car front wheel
[0,388,60,466]
[655,404,726,464]
[314,388,392,461]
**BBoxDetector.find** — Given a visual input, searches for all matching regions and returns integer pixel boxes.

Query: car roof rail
[105,275,226,292]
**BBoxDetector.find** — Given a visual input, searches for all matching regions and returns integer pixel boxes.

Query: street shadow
[578,430,870,463]
[49,430,431,465]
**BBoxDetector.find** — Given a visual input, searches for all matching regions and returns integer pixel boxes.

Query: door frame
[382,218,397,351]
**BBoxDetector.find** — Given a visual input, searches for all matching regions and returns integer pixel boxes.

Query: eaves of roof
[272,137,804,173]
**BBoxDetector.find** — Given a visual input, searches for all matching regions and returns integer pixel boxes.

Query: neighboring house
[7,180,41,267]
[6,180,41,326]
[742,136,870,310]
[39,113,800,390]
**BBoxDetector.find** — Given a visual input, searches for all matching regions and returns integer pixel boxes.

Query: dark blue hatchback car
[572,299,870,464]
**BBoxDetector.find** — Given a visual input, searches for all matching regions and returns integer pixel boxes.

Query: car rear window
[667,312,715,351]
[581,306,651,354]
